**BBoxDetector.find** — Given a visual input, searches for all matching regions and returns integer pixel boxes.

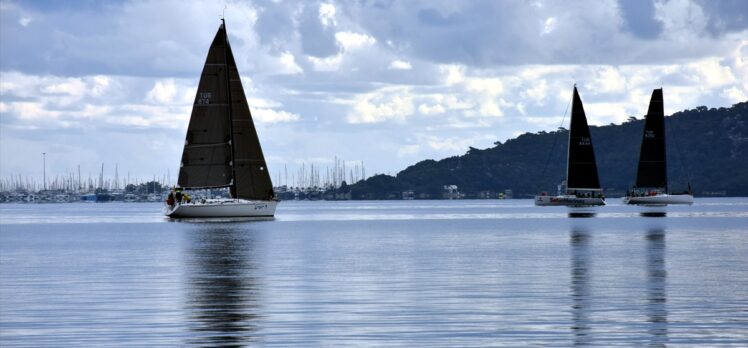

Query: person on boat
[183,193,191,204]
[175,188,183,204]
[166,190,175,207]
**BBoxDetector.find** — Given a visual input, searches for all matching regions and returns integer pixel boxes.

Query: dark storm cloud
[617,0,663,39]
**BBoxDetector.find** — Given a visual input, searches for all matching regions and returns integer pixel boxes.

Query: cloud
[308,53,344,71]
[541,17,556,35]
[347,87,414,123]
[279,51,304,75]
[1,0,747,180]
[388,60,412,70]
[319,3,336,27]
[19,16,31,27]
[617,0,663,39]
[146,79,178,104]
[418,103,445,115]
[722,86,747,103]
[252,108,301,123]
[334,31,376,50]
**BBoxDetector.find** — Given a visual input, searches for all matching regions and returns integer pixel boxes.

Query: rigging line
[539,90,573,189]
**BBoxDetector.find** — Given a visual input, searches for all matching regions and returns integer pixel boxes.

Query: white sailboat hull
[164,199,278,218]
[623,194,693,206]
[534,195,606,207]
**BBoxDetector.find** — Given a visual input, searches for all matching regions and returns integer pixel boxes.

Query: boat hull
[164,199,278,218]
[623,194,693,206]
[534,195,605,207]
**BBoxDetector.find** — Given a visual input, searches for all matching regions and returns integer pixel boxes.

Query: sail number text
[578,137,591,146]
[197,92,212,105]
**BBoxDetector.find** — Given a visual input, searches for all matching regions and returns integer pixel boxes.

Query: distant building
[443,185,460,199]
[402,190,415,200]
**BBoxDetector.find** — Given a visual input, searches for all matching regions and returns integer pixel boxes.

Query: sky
[0,0,746,186]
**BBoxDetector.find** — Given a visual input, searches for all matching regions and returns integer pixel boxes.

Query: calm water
[1,199,747,346]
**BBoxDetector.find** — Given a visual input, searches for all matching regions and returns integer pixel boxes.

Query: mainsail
[177,20,274,200]
[566,87,601,191]
[634,89,667,191]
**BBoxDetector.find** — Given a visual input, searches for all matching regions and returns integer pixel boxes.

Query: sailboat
[164,19,278,218]
[623,89,693,205]
[535,86,606,207]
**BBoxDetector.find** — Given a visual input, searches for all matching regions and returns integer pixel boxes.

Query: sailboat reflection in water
[185,227,261,346]
[164,19,277,218]
[645,228,668,345]
[569,229,592,346]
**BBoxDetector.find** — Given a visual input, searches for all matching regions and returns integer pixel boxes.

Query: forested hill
[349,101,748,199]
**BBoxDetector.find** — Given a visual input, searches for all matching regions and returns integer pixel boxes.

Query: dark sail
[178,24,233,189]
[178,21,274,200]
[566,87,601,191]
[634,89,667,190]
[225,41,274,200]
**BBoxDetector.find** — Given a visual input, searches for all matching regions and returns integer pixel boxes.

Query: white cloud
[279,51,304,75]
[590,66,626,94]
[41,78,87,96]
[308,54,343,71]
[19,16,31,27]
[584,102,630,125]
[90,76,111,97]
[466,77,505,95]
[441,64,465,85]
[542,17,556,35]
[388,60,412,70]
[523,79,548,105]
[722,86,747,103]
[146,79,178,104]
[252,108,301,123]
[335,31,377,50]
[347,87,414,123]
[418,103,445,115]
[424,135,475,152]
[319,3,336,27]
[686,58,736,88]
[10,102,61,121]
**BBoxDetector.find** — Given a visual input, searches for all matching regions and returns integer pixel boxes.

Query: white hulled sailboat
[535,86,606,207]
[164,20,277,218]
[623,89,693,206]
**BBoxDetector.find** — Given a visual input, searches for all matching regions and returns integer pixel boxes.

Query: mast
[222,18,238,198]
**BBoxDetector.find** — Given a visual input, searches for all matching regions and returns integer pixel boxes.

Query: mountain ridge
[348,101,748,198]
